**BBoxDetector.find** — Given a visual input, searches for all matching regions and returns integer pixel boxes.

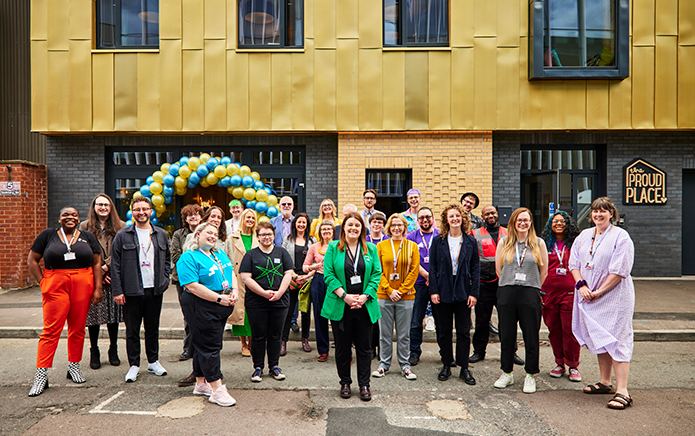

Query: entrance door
[522,171,556,235]
[683,171,695,274]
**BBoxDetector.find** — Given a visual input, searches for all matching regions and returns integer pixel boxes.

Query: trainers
[193,382,213,396]
[209,384,236,407]
[270,366,286,380]
[568,368,582,382]
[549,365,566,378]
[402,368,417,380]
[147,361,167,376]
[494,372,514,389]
[371,367,387,378]
[251,367,263,382]
[424,316,435,331]
[125,365,139,382]
[523,374,536,393]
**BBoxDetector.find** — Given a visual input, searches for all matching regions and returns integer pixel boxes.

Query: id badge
[389,273,400,281]
[350,275,362,285]
[222,280,229,290]
[423,256,429,263]
[585,261,594,270]
[274,258,281,264]
[515,272,527,281]
[141,260,151,267]
[64,252,76,261]
[556,268,567,276]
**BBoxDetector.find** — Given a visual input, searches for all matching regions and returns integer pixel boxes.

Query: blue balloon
[146,176,154,185]
[187,181,197,189]
[240,198,247,206]
[206,157,219,170]
[163,186,174,197]
[220,156,232,166]
[263,187,272,195]
[140,185,152,197]
[180,156,189,166]
[164,195,173,205]
[246,201,257,210]
[125,219,133,227]
[230,175,242,187]
[169,164,180,176]
[189,172,201,185]
[253,180,265,191]
[255,201,268,213]
[163,174,175,187]
[126,210,133,220]
[266,206,278,218]
[196,165,209,177]
[241,175,254,188]
[167,215,175,225]
[218,176,230,188]
[150,217,159,226]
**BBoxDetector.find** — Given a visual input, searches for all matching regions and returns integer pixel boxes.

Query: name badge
[556,268,567,276]
[585,261,594,270]
[141,261,151,267]
[515,272,526,281]
[389,273,400,281]
[350,275,362,285]
[274,258,281,264]
[423,256,429,263]
[64,252,76,261]
[222,280,229,290]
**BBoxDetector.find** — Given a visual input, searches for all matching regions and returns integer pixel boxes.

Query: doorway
[366,169,412,217]
[683,171,695,274]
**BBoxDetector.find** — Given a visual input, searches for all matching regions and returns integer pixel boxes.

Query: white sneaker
[494,372,514,389]
[523,374,536,393]
[147,360,167,376]
[424,316,435,331]
[209,384,236,407]
[125,365,140,382]
[193,382,213,396]
[371,367,387,378]
[402,367,417,380]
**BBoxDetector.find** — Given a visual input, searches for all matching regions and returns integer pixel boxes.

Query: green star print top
[239,246,294,309]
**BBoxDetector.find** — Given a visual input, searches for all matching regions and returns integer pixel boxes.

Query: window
[97,0,159,49]
[384,0,449,47]
[529,0,628,79]
[237,0,304,48]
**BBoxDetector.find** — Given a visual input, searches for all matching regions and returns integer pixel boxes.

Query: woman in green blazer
[321,212,382,401]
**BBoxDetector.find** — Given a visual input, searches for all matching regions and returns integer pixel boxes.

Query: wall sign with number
[623,158,667,205]
[0,181,21,196]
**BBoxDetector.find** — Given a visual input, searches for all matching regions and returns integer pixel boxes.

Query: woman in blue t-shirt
[177,222,238,407]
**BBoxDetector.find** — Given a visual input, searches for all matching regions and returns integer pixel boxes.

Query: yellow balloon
[243,187,256,200]
[188,157,200,170]
[232,187,244,198]
[214,165,227,178]
[154,203,166,214]
[179,165,192,178]
[250,171,260,181]
[151,194,165,207]
[200,153,211,164]
[175,186,187,196]
[174,176,187,188]
[267,195,278,207]
[152,171,164,183]
[149,182,163,194]
[255,189,268,202]
[133,191,143,199]
[200,180,210,188]
[227,187,234,194]
[239,165,251,177]
[258,216,270,223]
[206,173,219,185]
[226,164,239,176]
[160,163,171,173]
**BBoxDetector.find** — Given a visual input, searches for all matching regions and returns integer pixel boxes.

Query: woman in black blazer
[429,203,480,385]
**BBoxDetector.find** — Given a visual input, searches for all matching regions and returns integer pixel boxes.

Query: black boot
[90,347,101,369]
[108,346,121,366]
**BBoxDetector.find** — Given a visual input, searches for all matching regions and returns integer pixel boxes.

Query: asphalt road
[1,338,694,435]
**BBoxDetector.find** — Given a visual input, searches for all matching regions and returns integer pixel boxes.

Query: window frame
[96,0,160,50]
[382,0,449,48]
[236,0,304,50]
[528,0,629,80]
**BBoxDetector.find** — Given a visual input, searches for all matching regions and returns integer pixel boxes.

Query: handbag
[298,278,313,313]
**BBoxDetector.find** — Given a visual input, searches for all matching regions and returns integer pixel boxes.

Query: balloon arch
[125,153,279,228]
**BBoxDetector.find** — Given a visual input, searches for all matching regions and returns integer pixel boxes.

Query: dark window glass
[238,0,304,48]
[367,171,408,197]
[384,0,448,47]
[112,152,174,166]
[521,150,597,171]
[98,0,159,49]
[253,151,302,165]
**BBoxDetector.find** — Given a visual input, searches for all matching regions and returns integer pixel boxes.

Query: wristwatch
[575,280,588,290]
[216,295,223,304]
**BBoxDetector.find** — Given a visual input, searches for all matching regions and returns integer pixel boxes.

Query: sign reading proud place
[623,158,666,205]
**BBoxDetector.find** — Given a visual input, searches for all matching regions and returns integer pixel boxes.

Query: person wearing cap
[461,192,484,231]
[270,196,295,247]
[225,200,244,236]
[360,190,382,225]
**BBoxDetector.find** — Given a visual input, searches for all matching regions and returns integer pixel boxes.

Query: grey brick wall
[493,131,695,277]
[305,135,338,219]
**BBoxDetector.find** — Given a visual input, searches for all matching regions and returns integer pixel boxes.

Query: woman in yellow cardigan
[372,214,420,380]
[310,199,342,240]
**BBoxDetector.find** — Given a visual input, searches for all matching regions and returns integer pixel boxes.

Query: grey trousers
[378,299,414,371]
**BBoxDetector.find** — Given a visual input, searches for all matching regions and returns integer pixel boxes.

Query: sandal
[583,382,615,394]
[607,393,633,410]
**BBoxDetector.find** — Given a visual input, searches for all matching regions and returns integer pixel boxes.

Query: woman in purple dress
[570,197,635,410]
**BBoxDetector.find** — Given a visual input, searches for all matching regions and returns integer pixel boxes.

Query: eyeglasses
[417,215,433,221]
[390,223,404,228]
[516,219,531,224]
[280,203,293,207]
[258,233,274,238]
[95,203,110,208]
[132,208,152,213]
[552,219,567,224]
[363,197,376,201]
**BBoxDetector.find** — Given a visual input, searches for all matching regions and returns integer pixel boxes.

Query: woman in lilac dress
[570,197,635,410]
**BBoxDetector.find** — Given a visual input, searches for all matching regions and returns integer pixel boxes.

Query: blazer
[321,241,382,323]
[224,230,259,325]
[270,215,294,247]
[429,233,480,303]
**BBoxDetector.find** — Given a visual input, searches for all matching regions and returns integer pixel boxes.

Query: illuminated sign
[623,158,667,205]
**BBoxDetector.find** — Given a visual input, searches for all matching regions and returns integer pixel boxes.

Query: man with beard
[406,207,439,366]
[460,192,484,231]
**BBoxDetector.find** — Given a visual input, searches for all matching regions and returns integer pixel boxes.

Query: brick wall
[305,135,338,217]
[0,162,47,289]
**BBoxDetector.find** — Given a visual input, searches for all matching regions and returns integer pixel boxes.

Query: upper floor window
[97,0,159,49]
[529,0,628,79]
[384,0,449,47]
[238,0,304,48]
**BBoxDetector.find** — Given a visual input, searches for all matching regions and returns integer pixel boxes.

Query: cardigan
[376,238,420,300]
[429,233,480,303]
[321,241,382,323]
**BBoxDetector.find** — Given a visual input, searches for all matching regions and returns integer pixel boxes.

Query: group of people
[27,188,636,410]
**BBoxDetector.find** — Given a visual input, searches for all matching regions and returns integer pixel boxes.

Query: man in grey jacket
[112,196,171,383]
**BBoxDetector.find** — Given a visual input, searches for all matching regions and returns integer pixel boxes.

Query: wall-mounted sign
[0,181,21,196]
[623,158,666,205]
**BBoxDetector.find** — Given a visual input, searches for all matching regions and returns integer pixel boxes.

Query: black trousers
[246,305,288,370]
[434,301,471,368]
[180,291,233,382]
[331,306,373,387]
[122,289,163,367]
[282,286,311,341]
[497,285,542,374]
[175,282,192,355]
[472,280,498,355]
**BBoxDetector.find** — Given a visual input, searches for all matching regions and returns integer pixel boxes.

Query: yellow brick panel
[314,49,337,130]
[519,40,542,129]
[496,47,520,129]
[497,0,519,47]
[631,46,655,128]
[248,53,272,130]
[336,39,359,130]
[31,41,48,131]
[182,0,204,49]
[92,53,114,132]
[633,0,656,46]
[564,80,588,129]
[314,0,336,48]
[474,38,497,129]
[680,0,695,45]
[227,51,249,130]
[654,36,678,128]
[114,53,138,131]
[474,0,497,37]
[205,0,227,39]
[404,52,428,130]
[47,51,70,131]
[336,0,358,39]
[291,40,314,129]
[428,51,451,129]
[382,51,405,130]
[608,51,633,129]
[204,40,227,131]
[271,53,293,130]
[159,39,183,131]
[137,53,161,131]
[678,45,695,128]
[451,48,475,129]
[585,81,608,130]
[47,0,69,51]
[358,0,381,48]
[358,49,383,130]
[182,50,205,131]
[31,0,47,40]
[160,0,183,39]
[68,40,92,131]
[451,0,475,47]
[69,0,91,40]
[656,0,678,36]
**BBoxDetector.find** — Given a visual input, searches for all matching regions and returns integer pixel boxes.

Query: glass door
[522,171,557,235]
[574,174,595,230]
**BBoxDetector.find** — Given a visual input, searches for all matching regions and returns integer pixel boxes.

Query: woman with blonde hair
[310,199,341,240]
[494,207,548,394]
[224,208,258,356]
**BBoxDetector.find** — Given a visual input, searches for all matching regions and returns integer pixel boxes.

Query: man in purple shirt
[406,207,439,366]
[270,196,294,247]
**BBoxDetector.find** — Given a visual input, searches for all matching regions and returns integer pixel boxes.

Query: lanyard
[139,231,152,258]
[59,228,77,253]
[554,242,566,267]
[390,238,403,272]
[371,234,385,243]
[199,249,225,276]
[515,240,528,269]
[419,230,433,257]
[449,235,463,265]
[589,225,612,258]
[345,243,360,276]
